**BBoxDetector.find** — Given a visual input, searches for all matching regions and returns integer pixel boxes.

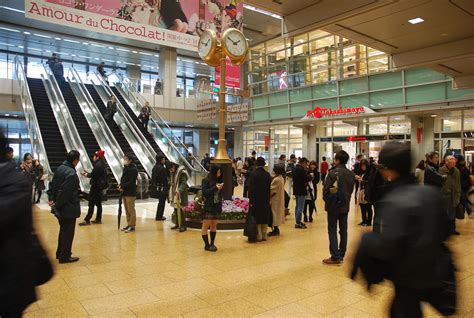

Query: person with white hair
[439,155,461,235]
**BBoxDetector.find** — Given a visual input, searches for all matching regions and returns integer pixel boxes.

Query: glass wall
[248,29,390,95]
[0,115,31,162]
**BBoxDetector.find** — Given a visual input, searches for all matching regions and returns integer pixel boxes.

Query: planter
[185,218,246,230]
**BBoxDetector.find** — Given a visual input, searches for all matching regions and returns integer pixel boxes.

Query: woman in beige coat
[269,164,286,236]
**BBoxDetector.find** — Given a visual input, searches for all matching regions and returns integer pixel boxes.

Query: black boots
[203,232,218,252]
[268,226,280,236]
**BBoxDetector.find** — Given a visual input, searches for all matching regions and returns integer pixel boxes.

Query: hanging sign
[197,100,218,121]
[226,103,248,123]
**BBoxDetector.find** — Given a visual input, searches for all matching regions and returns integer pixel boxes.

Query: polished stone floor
[25,186,474,317]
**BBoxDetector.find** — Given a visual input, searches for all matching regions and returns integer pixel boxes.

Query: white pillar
[233,126,243,159]
[303,126,317,160]
[410,116,435,167]
[159,47,177,107]
[198,129,211,159]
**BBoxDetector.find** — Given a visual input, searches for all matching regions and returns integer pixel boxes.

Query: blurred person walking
[249,157,272,241]
[201,165,223,251]
[242,157,255,198]
[79,150,107,226]
[356,159,373,226]
[119,153,138,233]
[48,150,81,263]
[439,155,461,235]
[286,154,296,196]
[269,164,285,236]
[0,131,53,317]
[322,150,355,265]
[32,159,46,204]
[351,142,456,318]
[456,155,472,218]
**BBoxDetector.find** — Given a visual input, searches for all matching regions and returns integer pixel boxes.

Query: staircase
[111,87,163,157]
[84,84,148,177]
[27,78,67,171]
[59,82,120,198]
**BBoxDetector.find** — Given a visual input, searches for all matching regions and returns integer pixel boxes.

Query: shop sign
[197,100,217,121]
[226,103,248,123]
[304,105,365,119]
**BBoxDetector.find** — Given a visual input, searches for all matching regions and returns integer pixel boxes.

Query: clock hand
[205,39,210,46]
[228,36,238,45]
[233,40,241,45]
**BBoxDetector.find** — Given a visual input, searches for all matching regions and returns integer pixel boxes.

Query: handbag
[30,233,54,286]
[357,189,368,204]
[243,213,258,242]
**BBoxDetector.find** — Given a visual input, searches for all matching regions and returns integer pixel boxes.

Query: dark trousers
[360,203,373,225]
[373,201,382,233]
[56,218,76,260]
[354,183,360,203]
[327,212,348,260]
[85,191,103,222]
[141,117,149,130]
[303,199,315,221]
[460,191,472,215]
[390,285,451,318]
[321,173,327,183]
[243,184,249,198]
[54,74,64,86]
[155,190,167,220]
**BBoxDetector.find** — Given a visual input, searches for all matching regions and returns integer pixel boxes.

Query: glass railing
[13,56,53,180]
[67,67,125,184]
[90,72,156,177]
[112,74,207,184]
[42,64,91,192]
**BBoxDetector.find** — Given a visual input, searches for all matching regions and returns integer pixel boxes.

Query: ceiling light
[243,4,282,20]
[182,59,193,63]
[139,52,152,56]
[28,48,42,51]
[78,55,90,59]
[177,58,181,61]
[64,38,80,43]
[0,42,15,47]
[430,114,437,118]
[408,17,424,24]
[91,44,105,48]
[116,61,122,64]
[83,42,89,45]
[23,31,30,35]
[94,57,99,60]
[137,64,141,66]
[298,39,304,43]
[71,54,76,57]
[132,50,138,54]
[0,26,20,32]
[34,33,51,38]
[116,48,130,52]
[154,54,159,57]
[17,45,24,49]
[55,37,61,41]
[46,50,51,53]
[108,46,114,50]
[0,6,25,13]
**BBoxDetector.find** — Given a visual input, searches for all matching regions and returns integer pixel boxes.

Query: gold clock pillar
[214,56,231,163]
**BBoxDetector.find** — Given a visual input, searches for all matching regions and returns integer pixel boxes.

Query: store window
[389,116,411,134]
[464,109,474,131]
[367,117,388,135]
[436,111,462,132]
[368,54,389,73]
[333,121,357,136]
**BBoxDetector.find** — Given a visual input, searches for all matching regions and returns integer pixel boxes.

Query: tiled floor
[26,187,474,317]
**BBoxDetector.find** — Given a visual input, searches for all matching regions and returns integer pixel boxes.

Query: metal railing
[67,67,125,184]
[42,64,92,192]
[89,72,156,178]
[13,56,53,179]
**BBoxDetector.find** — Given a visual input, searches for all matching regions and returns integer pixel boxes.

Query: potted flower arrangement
[183,197,250,230]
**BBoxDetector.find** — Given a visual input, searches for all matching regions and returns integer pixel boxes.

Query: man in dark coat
[48,150,81,264]
[0,134,38,316]
[322,150,355,265]
[53,60,65,86]
[248,157,272,241]
[80,150,107,226]
[352,142,456,318]
[151,154,169,221]
[292,157,312,229]
[46,53,58,70]
[105,95,117,123]
[456,155,472,218]
[353,154,364,204]
[424,151,444,188]
[439,155,461,235]
[119,153,138,233]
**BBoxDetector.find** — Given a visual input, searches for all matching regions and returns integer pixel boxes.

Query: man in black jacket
[151,154,168,221]
[353,142,456,318]
[322,150,355,265]
[248,157,272,241]
[119,153,138,233]
[79,150,107,226]
[48,150,81,264]
[293,157,312,229]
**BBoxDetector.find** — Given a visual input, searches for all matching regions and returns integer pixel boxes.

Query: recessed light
[108,46,114,50]
[0,26,20,33]
[64,38,80,43]
[0,6,25,13]
[430,114,437,118]
[34,33,51,38]
[71,54,76,57]
[132,50,138,54]
[116,48,130,52]
[408,17,424,24]
[139,52,152,56]
[23,31,30,35]
[91,44,105,48]
[83,42,89,45]
[55,37,61,41]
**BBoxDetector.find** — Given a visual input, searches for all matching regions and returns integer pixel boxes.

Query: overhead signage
[304,105,365,119]
[226,103,248,123]
[197,100,218,121]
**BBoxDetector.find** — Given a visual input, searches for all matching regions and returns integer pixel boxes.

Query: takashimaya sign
[304,105,366,119]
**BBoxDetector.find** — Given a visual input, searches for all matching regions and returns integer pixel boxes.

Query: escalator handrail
[41,65,92,192]
[67,67,125,183]
[91,72,156,177]
[114,74,207,174]
[13,56,53,178]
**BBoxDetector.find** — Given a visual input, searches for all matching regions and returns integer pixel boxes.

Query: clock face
[198,30,214,60]
[223,29,248,59]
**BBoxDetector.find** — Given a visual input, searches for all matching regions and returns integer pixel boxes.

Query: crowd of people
[2,133,470,316]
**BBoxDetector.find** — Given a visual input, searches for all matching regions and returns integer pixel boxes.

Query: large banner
[26,0,243,86]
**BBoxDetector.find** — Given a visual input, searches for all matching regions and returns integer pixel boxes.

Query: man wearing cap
[80,150,107,226]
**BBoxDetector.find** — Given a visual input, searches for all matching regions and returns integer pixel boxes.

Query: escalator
[111,86,163,157]
[85,84,148,178]
[59,82,120,198]
[27,78,67,171]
